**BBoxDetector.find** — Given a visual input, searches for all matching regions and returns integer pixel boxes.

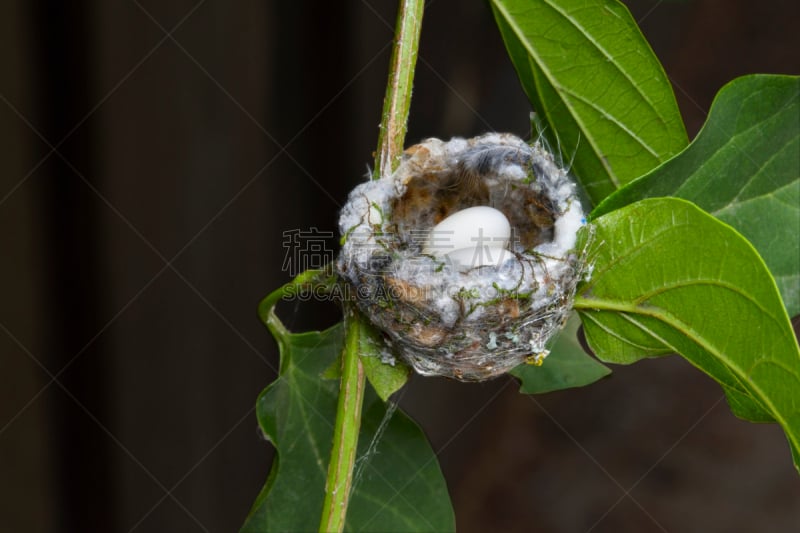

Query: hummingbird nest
[336,133,586,381]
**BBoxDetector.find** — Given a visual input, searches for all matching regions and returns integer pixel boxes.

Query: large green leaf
[490,0,688,205]
[510,312,611,393]
[242,323,454,532]
[243,278,453,532]
[593,75,800,316]
[574,198,800,472]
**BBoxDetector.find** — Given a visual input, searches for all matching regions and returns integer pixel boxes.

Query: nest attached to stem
[337,133,586,381]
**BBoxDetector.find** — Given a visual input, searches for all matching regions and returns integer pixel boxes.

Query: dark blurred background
[1,1,798,532]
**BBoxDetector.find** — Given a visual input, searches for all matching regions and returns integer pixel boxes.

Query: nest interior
[389,158,558,252]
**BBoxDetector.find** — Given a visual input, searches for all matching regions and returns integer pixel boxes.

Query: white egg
[422,206,511,257]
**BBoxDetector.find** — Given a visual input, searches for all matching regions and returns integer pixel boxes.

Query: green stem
[257,268,334,339]
[319,1,424,531]
[318,311,367,533]
[372,0,425,182]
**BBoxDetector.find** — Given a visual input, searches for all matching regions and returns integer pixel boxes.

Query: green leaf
[593,75,800,316]
[490,0,688,205]
[242,323,454,532]
[510,313,611,393]
[319,320,412,400]
[574,198,800,472]
[722,385,774,423]
[358,319,412,402]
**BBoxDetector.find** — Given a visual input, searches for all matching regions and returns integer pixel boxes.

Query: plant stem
[318,310,367,533]
[319,1,424,531]
[372,0,425,182]
[257,268,334,340]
